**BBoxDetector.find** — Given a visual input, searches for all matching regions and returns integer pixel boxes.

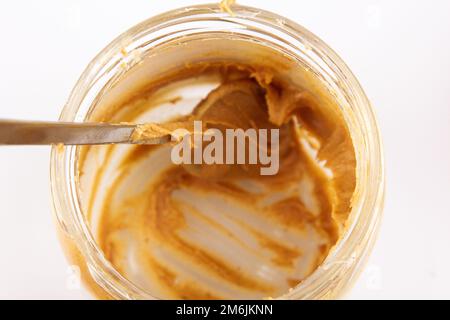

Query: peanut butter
[77,60,356,299]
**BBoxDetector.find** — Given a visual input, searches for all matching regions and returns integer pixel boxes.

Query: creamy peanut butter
[131,121,199,144]
[77,57,356,299]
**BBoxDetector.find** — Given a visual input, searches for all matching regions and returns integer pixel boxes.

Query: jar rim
[50,3,385,299]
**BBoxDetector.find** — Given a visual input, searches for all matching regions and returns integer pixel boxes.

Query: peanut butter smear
[78,62,356,300]
[131,121,200,144]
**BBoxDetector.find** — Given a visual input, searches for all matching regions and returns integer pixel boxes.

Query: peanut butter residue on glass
[219,0,236,15]
[78,62,356,300]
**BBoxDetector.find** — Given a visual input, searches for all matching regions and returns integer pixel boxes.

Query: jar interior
[75,35,357,299]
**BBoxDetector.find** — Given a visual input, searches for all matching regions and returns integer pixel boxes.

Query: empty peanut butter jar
[50,4,384,300]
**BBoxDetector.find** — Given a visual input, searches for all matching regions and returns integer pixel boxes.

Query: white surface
[0,0,449,300]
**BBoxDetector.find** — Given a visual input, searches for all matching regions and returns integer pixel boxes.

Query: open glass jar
[50,4,384,299]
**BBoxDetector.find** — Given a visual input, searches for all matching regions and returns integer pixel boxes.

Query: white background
[0,0,449,300]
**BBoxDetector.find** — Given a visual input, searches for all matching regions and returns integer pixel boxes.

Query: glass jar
[50,3,384,299]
